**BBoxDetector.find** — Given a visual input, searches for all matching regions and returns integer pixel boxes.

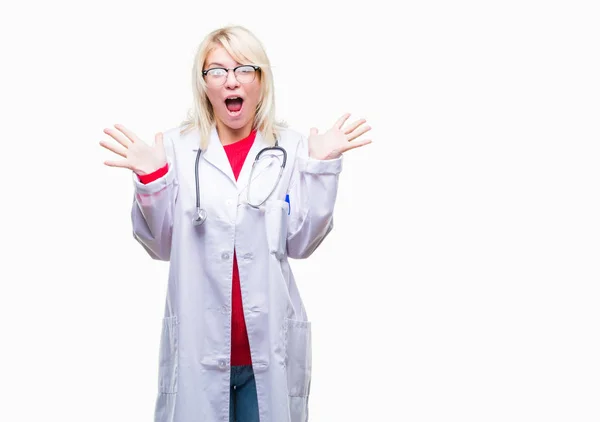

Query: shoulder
[161,124,200,152]
[277,125,304,141]
[276,126,308,155]
[162,126,182,140]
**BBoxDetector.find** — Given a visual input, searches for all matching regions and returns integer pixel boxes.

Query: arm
[285,137,343,259]
[285,114,372,259]
[130,135,178,261]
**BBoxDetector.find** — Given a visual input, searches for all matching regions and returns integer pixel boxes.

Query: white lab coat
[131,124,342,422]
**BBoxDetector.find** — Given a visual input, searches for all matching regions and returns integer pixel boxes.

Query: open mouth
[225,97,244,115]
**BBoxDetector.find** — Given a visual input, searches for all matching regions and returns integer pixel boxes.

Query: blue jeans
[230,365,259,422]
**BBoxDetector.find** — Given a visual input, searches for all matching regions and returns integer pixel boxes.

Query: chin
[218,109,253,130]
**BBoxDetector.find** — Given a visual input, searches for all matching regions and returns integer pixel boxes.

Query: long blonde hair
[180,25,286,149]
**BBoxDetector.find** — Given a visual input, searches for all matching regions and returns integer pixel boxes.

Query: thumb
[309,127,318,137]
[154,132,164,148]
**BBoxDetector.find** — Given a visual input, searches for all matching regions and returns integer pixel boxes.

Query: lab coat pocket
[265,199,288,260]
[158,316,179,394]
[284,318,312,397]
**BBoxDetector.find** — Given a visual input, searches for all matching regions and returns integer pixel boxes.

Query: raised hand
[100,124,167,175]
[308,113,372,160]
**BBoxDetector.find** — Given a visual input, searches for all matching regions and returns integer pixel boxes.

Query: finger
[342,139,372,153]
[346,124,372,142]
[309,127,318,137]
[103,127,132,148]
[334,113,351,129]
[114,124,142,144]
[104,159,133,170]
[99,140,127,158]
[343,118,366,135]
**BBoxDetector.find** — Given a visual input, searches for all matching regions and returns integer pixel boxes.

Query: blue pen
[285,194,290,215]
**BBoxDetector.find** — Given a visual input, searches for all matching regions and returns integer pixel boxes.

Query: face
[203,46,261,136]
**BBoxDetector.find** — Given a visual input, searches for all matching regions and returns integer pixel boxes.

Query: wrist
[138,163,169,184]
[310,151,341,161]
[135,159,168,175]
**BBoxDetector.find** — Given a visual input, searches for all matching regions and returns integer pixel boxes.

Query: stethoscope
[193,140,287,226]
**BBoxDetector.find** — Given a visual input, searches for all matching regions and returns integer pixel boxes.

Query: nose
[224,69,240,89]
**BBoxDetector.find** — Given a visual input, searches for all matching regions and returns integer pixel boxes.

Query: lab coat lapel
[237,130,269,195]
[195,126,236,186]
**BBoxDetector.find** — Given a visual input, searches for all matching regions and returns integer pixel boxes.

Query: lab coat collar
[191,125,270,193]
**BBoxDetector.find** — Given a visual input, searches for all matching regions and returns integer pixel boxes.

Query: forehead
[205,46,239,68]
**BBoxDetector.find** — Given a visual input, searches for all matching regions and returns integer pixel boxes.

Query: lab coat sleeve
[286,136,343,259]
[130,135,178,261]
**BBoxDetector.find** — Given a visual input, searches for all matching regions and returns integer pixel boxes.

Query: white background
[1,0,599,421]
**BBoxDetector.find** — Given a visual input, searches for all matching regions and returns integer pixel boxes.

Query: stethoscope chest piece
[192,208,207,226]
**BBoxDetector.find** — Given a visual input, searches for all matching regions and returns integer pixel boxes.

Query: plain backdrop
[1,0,599,421]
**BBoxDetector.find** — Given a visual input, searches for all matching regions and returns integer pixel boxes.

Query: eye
[206,68,226,77]
[236,66,255,74]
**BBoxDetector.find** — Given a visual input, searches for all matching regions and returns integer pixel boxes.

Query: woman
[100,25,371,422]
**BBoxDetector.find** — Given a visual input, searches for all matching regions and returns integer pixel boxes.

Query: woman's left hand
[308,113,372,160]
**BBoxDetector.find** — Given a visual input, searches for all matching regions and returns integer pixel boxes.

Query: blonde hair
[180,25,286,150]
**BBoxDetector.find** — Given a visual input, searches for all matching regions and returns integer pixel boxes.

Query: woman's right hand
[100,124,167,175]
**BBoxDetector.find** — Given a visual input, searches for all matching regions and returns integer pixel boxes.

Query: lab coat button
[221,252,230,260]
[218,359,227,369]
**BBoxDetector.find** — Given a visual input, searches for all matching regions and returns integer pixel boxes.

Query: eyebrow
[205,62,226,68]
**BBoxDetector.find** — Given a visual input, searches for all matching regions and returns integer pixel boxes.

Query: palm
[308,113,372,160]
[100,124,166,175]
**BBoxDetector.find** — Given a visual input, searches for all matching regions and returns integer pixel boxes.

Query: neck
[216,119,254,146]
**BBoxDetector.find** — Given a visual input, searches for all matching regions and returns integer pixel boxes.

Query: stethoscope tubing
[192,140,286,226]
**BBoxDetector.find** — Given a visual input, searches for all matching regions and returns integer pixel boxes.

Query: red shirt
[139,130,257,366]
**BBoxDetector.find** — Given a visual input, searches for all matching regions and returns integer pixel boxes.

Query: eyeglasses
[202,65,260,87]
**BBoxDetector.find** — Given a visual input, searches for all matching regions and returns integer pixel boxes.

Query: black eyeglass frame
[202,65,261,84]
